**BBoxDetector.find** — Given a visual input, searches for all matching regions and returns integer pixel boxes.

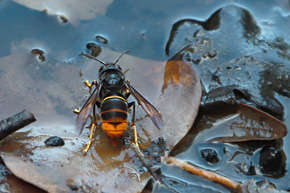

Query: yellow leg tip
[73,108,80,114]
[84,80,97,94]
[82,123,96,155]
[83,145,90,155]
[83,140,92,155]
[84,80,92,88]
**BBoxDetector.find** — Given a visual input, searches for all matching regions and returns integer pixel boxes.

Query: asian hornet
[75,51,163,154]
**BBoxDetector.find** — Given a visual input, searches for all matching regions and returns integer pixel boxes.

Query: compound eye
[117,65,122,71]
[99,65,105,72]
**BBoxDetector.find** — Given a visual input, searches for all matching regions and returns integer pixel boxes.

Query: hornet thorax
[99,63,125,92]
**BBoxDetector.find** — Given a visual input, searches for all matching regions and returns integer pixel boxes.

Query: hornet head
[79,50,130,90]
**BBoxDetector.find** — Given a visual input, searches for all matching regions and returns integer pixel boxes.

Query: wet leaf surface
[1,152,71,192]
[0,0,290,192]
[0,157,46,193]
[0,51,201,192]
[196,103,287,143]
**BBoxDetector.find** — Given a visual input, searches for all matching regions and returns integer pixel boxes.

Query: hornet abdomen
[100,94,128,146]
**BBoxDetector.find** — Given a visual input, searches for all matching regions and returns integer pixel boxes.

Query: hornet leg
[129,102,139,147]
[85,80,98,94]
[83,122,96,155]
[73,80,98,115]
[83,104,97,155]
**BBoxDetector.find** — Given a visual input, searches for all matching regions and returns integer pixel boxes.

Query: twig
[163,156,241,191]
[130,142,165,185]
[0,110,36,141]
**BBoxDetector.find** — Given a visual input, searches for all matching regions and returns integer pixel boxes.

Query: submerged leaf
[199,103,287,143]
[0,51,201,192]
[1,152,71,193]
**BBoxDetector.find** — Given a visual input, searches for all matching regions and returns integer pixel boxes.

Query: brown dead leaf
[0,157,45,193]
[0,50,201,192]
[194,103,287,144]
[1,152,70,193]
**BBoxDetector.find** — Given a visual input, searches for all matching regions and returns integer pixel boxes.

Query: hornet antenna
[113,50,131,65]
[79,52,107,66]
